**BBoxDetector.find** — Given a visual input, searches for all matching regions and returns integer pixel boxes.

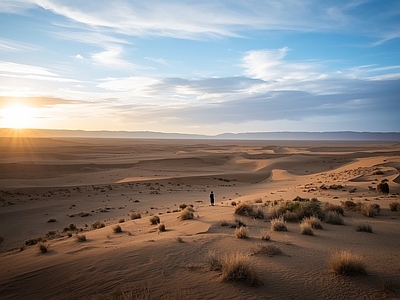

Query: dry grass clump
[324,211,344,225]
[234,226,249,239]
[150,215,161,225]
[76,234,87,242]
[324,202,344,216]
[179,207,194,220]
[113,225,122,233]
[270,217,287,231]
[252,243,282,256]
[92,220,105,229]
[355,222,373,233]
[38,242,49,253]
[299,222,314,236]
[302,216,323,229]
[206,250,222,271]
[269,199,323,221]
[130,212,141,220]
[235,203,264,219]
[360,203,380,217]
[260,229,271,241]
[341,200,357,211]
[377,181,389,194]
[220,253,260,286]
[329,250,367,275]
[254,198,263,204]
[389,202,400,211]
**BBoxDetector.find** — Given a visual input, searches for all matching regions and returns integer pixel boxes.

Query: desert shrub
[389,202,400,211]
[260,230,271,241]
[92,220,105,229]
[179,207,194,220]
[299,222,314,236]
[324,202,344,216]
[38,242,49,253]
[377,182,389,194]
[206,250,222,271]
[69,223,77,231]
[234,226,249,239]
[176,237,183,243]
[45,230,57,238]
[25,238,39,246]
[302,216,323,229]
[341,200,357,210]
[150,215,161,225]
[252,243,282,256]
[270,217,287,231]
[179,203,188,210]
[113,225,122,233]
[221,253,260,286]
[360,203,380,217]
[270,200,323,220]
[234,218,247,228]
[158,223,166,232]
[131,212,141,220]
[76,234,87,242]
[221,220,232,227]
[328,250,367,275]
[355,222,372,233]
[254,198,263,203]
[325,211,344,225]
[118,218,125,223]
[293,196,309,201]
[231,201,237,206]
[282,211,299,222]
[47,218,57,223]
[235,203,264,219]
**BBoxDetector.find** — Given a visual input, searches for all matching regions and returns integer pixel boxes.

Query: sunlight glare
[1,104,36,129]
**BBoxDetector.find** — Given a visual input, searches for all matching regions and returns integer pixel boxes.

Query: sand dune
[0,138,399,299]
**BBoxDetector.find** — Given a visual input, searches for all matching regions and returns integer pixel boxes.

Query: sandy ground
[0,137,399,299]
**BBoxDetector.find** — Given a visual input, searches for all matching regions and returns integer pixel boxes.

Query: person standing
[209,191,215,206]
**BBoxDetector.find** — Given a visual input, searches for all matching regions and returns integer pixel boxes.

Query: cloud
[0,61,58,77]
[0,96,84,108]
[91,46,142,69]
[0,38,41,52]
[97,76,161,92]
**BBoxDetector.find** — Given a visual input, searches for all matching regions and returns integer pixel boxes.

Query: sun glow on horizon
[1,104,36,129]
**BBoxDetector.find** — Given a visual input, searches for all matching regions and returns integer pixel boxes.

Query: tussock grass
[150,215,160,225]
[76,234,87,242]
[355,222,373,233]
[329,250,367,275]
[299,222,314,236]
[234,226,249,239]
[269,199,323,221]
[324,202,344,216]
[341,200,357,211]
[92,220,105,229]
[302,216,323,229]
[206,250,222,271]
[220,253,260,286]
[113,225,122,233]
[270,217,287,231]
[325,211,344,225]
[260,229,271,241]
[179,207,194,220]
[252,243,282,256]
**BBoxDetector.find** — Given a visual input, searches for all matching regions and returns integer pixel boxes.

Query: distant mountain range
[0,128,399,141]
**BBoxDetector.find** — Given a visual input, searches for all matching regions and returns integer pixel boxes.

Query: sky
[0,0,399,135]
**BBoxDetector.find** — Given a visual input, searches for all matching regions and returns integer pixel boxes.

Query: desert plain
[0,136,399,299]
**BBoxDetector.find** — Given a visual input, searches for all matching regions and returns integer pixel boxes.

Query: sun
[1,103,36,129]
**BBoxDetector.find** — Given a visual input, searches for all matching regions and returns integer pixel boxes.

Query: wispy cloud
[91,46,141,70]
[0,61,57,77]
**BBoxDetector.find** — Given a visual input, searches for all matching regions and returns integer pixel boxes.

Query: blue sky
[0,0,399,134]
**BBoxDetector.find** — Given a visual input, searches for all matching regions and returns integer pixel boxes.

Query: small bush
[38,242,49,253]
[76,234,87,242]
[302,216,323,229]
[234,226,249,239]
[329,250,367,275]
[92,220,105,229]
[235,203,264,219]
[324,202,344,216]
[150,215,161,225]
[270,217,287,231]
[131,212,141,220]
[360,203,379,217]
[377,182,389,194]
[254,198,263,204]
[355,222,372,233]
[47,218,57,223]
[176,237,184,243]
[220,253,260,286]
[231,201,237,206]
[299,222,314,236]
[252,243,282,256]
[234,218,247,228]
[341,200,357,210]
[158,223,166,232]
[118,218,125,223]
[325,211,344,225]
[179,203,188,210]
[179,207,194,220]
[282,211,299,222]
[113,225,122,233]
[69,223,77,231]
[389,202,400,212]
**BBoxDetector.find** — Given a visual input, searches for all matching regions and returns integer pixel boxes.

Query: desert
[0,137,399,300]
